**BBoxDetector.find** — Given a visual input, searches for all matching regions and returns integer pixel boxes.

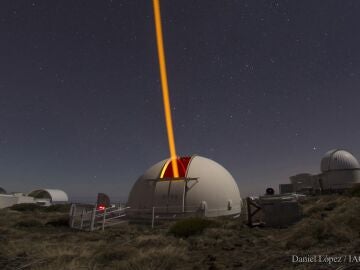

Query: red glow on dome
[161,156,191,178]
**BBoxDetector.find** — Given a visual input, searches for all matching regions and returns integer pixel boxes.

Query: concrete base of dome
[318,169,360,190]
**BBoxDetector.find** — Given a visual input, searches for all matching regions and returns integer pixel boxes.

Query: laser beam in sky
[152,0,179,178]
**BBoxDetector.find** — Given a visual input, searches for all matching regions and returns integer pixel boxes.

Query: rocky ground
[0,194,360,270]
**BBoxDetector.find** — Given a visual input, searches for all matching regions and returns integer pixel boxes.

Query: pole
[69,204,75,228]
[90,207,96,231]
[80,209,85,229]
[102,207,107,231]
[152,207,155,229]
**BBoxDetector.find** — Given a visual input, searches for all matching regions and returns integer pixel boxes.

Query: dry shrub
[133,234,169,248]
[348,184,360,197]
[203,227,235,242]
[282,196,360,249]
[222,218,242,230]
[9,203,71,213]
[120,245,187,270]
[10,203,42,212]
[93,243,137,261]
[302,196,341,217]
[28,243,98,270]
[45,217,69,227]
[15,219,43,228]
[169,218,216,238]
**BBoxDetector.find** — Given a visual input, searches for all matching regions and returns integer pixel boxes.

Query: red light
[97,205,105,211]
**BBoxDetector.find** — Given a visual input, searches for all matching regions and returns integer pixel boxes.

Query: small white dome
[28,189,69,203]
[321,149,360,172]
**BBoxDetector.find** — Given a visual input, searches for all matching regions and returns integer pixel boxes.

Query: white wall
[0,195,17,209]
[321,170,360,189]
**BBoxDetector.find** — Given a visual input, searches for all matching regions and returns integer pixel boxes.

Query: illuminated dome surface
[127,155,242,217]
[28,189,68,203]
[321,149,360,172]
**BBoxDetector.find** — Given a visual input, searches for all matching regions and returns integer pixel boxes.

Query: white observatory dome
[127,155,242,218]
[320,149,360,172]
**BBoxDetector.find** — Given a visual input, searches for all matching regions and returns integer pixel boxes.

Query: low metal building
[0,193,36,209]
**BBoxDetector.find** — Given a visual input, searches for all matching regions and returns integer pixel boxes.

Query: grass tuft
[348,184,360,197]
[9,203,70,213]
[121,245,187,270]
[15,219,43,228]
[10,203,42,212]
[45,217,69,227]
[169,217,216,238]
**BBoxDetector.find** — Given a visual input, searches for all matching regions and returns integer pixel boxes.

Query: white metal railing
[69,203,128,231]
[69,202,241,230]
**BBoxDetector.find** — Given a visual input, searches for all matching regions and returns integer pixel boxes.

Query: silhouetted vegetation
[348,184,360,197]
[45,217,69,227]
[42,204,71,213]
[169,217,216,238]
[15,219,43,228]
[10,203,41,212]
[9,203,71,213]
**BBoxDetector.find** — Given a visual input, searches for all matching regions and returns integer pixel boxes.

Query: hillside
[0,195,359,270]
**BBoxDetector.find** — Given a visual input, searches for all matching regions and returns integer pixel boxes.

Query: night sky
[1,1,360,202]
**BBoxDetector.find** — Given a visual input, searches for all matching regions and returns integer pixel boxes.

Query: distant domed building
[28,189,69,205]
[127,155,242,218]
[0,188,69,209]
[318,149,360,190]
[320,149,360,172]
[280,149,360,194]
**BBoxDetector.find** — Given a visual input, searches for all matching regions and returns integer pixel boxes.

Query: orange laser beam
[152,0,179,178]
